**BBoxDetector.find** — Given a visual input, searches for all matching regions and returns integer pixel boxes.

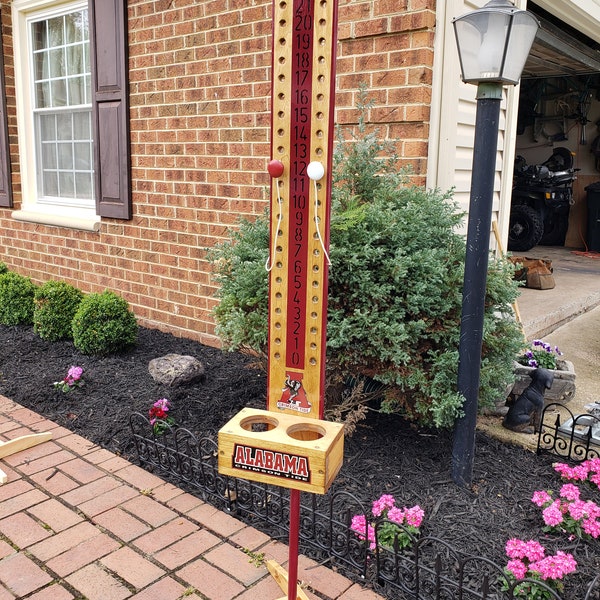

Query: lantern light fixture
[453,0,539,86]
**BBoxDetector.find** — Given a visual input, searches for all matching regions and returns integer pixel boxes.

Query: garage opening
[509,2,600,252]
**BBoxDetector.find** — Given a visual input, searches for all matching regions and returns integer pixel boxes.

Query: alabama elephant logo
[277,372,312,414]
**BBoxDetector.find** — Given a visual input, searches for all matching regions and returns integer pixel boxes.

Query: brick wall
[0,0,435,346]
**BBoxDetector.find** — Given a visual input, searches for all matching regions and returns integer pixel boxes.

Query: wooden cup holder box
[218,408,344,495]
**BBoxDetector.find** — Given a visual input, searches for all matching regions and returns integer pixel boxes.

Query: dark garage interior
[510,2,600,252]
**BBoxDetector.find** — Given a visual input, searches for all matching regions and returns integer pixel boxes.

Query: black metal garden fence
[130,412,600,600]
[537,402,600,463]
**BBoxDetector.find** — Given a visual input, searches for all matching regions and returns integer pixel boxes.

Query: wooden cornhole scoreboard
[218,0,342,598]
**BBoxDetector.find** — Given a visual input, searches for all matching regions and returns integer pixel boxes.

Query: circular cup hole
[240,415,279,433]
[287,423,326,441]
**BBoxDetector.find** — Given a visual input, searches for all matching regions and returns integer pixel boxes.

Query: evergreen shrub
[33,281,84,341]
[0,271,37,325]
[72,290,138,355]
[0,262,8,275]
[210,93,523,428]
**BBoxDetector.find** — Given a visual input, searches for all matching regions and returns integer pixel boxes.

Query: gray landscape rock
[148,354,205,386]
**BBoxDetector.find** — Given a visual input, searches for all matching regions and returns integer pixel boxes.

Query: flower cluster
[53,366,84,393]
[518,339,563,369]
[554,459,600,492]
[350,494,424,551]
[532,484,600,540]
[503,538,577,599]
[148,398,176,435]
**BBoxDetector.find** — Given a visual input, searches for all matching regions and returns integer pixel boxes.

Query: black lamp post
[451,0,539,488]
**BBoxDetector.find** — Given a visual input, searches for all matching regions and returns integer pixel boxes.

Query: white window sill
[12,209,101,232]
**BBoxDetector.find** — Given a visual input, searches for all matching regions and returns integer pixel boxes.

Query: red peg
[267,159,284,178]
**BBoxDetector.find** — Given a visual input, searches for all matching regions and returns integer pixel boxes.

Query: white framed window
[12,0,99,230]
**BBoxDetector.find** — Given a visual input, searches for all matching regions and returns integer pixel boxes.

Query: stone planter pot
[509,359,576,404]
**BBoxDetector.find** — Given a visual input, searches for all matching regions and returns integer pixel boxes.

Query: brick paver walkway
[0,396,384,600]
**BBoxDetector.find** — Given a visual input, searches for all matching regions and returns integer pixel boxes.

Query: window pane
[32,21,47,52]
[75,172,93,199]
[48,48,65,78]
[48,16,64,47]
[73,112,89,138]
[74,142,91,170]
[33,49,47,81]
[59,172,74,198]
[35,81,50,109]
[50,80,67,106]
[41,142,57,169]
[44,171,58,196]
[66,12,83,42]
[68,76,85,105]
[39,114,56,139]
[66,47,82,76]
[56,113,72,140]
[58,142,73,170]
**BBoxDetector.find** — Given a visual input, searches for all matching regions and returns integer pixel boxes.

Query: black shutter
[89,0,131,219]
[0,31,12,208]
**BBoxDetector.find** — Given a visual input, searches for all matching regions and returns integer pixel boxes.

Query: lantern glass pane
[501,12,539,83]
[454,12,511,82]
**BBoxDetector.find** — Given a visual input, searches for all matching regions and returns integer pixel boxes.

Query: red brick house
[1,0,599,345]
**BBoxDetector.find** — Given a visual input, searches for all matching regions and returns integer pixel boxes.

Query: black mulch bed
[1,324,599,596]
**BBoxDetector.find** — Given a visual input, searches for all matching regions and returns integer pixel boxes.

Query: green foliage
[33,281,84,341]
[0,262,8,275]
[209,212,270,358]
[72,290,138,355]
[0,272,37,325]
[209,94,523,428]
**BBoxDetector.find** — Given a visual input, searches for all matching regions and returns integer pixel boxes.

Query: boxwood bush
[210,95,522,428]
[72,290,138,355]
[0,271,37,325]
[33,280,84,341]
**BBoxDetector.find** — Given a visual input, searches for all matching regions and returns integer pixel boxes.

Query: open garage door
[509,2,600,251]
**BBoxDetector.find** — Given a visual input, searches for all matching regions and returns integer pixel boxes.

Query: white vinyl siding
[428,0,524,244]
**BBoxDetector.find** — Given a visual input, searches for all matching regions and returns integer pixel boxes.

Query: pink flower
[67,366,83,381]
[53,365,84,392]
[153,398,171,411]
[531,490,552,507]
[530,551,577,580]
[505,538,526,559]
[506,539,545,562]
[372,494,395,517]
[560,483,580,501]
[554,462,589,481]
[404,505,424,527]
[523,540,546,562]
[148,399,176,433]
[506,559,528,580]
[587,501,600,518]
[351,497,424,552]
[582,517,600,538]
[350,514,366,531]
[506,539,577,588]
[542,500,564,527]
[350,515,376,550]
[567,499,589,521]
[387,507,405,525]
